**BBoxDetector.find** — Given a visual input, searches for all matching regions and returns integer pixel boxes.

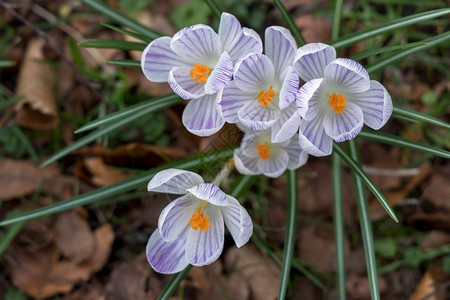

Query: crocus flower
[284,43,392,156]
[234,130,308,178]
[220,26,300,132]
[146,169,253,274]
[141,13,262,136]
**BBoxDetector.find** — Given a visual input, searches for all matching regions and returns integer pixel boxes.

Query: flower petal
[141,36,188,82]
[227,27,263,62]
[298,115,333,156]
[324,58,370,93]
[182,94,225,136]
[234,53,275,93]
[285,134,308,169]
[323,102,364,142]
[204,52,233,94]
[350,80,393,130]
[293,43,336,82]
[271,102,301,143]
[187,183,229,206]
[146,230,188,274]
[257,148,289,178]
[297,78,324,119]
[168,66,206,99]
[185,207,224,266]
[171,25,221,65]
[158,194,194,241]
[148,168,204,194]
[234,148,259,175]
[265,26,297,78]
[222,195,253,247]
[239,131,260,157]
[218,12,243,52]
[220,81,255,123]
[279,67,300,110]
[238,100,280,131]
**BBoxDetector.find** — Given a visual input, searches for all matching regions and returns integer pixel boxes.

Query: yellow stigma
[328,93,347,113]
[189,200,210,231]
[189,64,211,83]
[257,87,276,107]
[256,143,271,160]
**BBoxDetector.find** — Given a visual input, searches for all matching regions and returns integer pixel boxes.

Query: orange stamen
[328,93,347,113]
[256,143,271,160]
[257,87,276,107]
[189,63,211,83]
[189,201,210,231]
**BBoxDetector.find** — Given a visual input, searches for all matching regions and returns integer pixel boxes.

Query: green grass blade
[367,31,450,73]
[278,169,298,300]
[78,39,147,51]
[102,23,153,43]
[0,149,234,226]
[0,60,16,68]
[332,152,346,299]
[0,211,24,256]
[331,0,344,40]
[273,0,306,46]
[75,94,182,133]
[229,175,256,198]
[204,0,222,19]
[347,139,380,300]
[351,41,426,61]
[41,96,183,167]
[106,59,140,68]
[10,125,40,163]
[334,143,398,222]
[359,129,450,159]
[157,265,192,300]
[392,106,450,130]
[330,8,450,49]
[80,0,162,40]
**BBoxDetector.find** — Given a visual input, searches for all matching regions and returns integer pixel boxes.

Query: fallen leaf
[346,273,388,299]
[79,156,134,187]
[61,284,103,300]
[295,15,331,43]
[422,173,450,210]
[420,231,450,251]
[409,268,448,300]
[14,37,58,130]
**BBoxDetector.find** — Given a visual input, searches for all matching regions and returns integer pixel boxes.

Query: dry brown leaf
[61,284,103,300]
[346,273,388,299]
[409,268,448,300]
[225,245,280,300]
[422,173,450,210]
[14,37,58,130]
[420,231,450,251]
[295,15,331,43]
[0,159,59,200]
[81,156,134,187]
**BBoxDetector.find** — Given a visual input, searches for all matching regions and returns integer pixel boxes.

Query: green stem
[331,0,344,41]
[204,0,222,19]
[157,265,192,300]
[273,0,306,46]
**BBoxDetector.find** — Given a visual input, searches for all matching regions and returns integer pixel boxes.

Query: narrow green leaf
[359,129,450,159]
[331,0,344,40]
[273,0,306,46]
[229,175,256,198]
[78,39,147,51]
[10,125,39,163]
[351,41,427,61]
[332,153,346,300]
[347,139,380,300]
[42,95,182,167]
[80,0,162,40]
[278,169,298,300]
[330,8,450,49]
[334,143,398,222]
[392,106,450,130]
[157,265,192,300]
[106,59,140,68]
[0,211,24,256]
[0,148,234,226]
[367,31,450,73]
[75,94,182,133]
[102,23,153,43]
[0,60,16,68]
[204,0,222,19]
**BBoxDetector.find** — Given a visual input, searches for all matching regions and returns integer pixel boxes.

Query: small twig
[362,164,429,177]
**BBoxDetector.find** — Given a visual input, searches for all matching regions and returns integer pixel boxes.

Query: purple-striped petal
[323,102,364,142]
[257,148,289,178]
[220,81,255,123]
[146,230,188,274]
[324,58,370,93]
[265,26,297,78]
[171,25,221,65]
[205,52,233,94]
[158,194,194,241]
[279,67,300,110]
[350,80,393,130]
[222,195,253,248]
[285,134,308,169]
[168,66,206,99]
[239,131,260,157]
[271,102,301,143]
[293,43,336,82]
[185,207,224,266]
[297,78,324,119]
[234,149,259,175]
[182,94,225,136]
[187,183,229,206]
[238,100,280,131]
[141,36,189,82]
[298,115,333,156]
[234,53,275,93]
[148,168,204,194]
[218,12,242,52]
[227,27,263,62]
